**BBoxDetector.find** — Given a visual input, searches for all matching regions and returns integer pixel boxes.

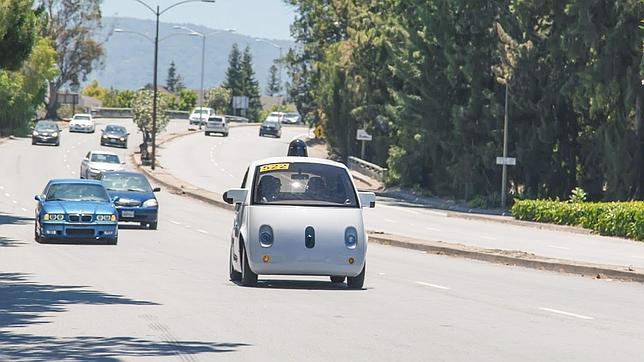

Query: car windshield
[285,113,299,117]
[102,173,152,192]
[74,115,90,121]
[45,183,110,202]
[264,121,279,127]
[105,125,126,134]
[208,117,224,123]
[35,122,57,131]
[194,109,210,114]
[252,163,358,207]
[91,153,120,164]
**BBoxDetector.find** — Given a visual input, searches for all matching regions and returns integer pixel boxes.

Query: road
[1,118,644,361]
[161,124,644,269]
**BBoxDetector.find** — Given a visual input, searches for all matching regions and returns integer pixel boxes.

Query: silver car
[204,115,229,137]
[80,151,126,179]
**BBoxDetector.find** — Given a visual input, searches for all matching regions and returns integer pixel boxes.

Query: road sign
[314,125,323,139]
[232,96,249,110]
[356,129,372,141]
[496,157,516,166]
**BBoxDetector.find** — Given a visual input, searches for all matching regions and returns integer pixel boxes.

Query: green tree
[166,61,184,93]
[223,43,242,96]
[0,0,39,70]
[38,0,104,119]
[132,90,170,142]
[205,86,231,114]
[239,46,262,121]
[265,64,281,96]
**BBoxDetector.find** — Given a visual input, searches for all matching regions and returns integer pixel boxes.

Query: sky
[101,0,297,40]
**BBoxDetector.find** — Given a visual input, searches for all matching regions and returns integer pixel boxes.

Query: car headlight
[345,227,358,249]
[33,131,39,136]
[44,213,65,221]
[119,137,125,141]
[142,199,158,207]
[102,135,108,139]
[51,132,58,137]
[259,225,273,247]
[96,214,117,222]
[89,167,100,173]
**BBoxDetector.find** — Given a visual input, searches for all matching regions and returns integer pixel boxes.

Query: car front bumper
[70,125,93,132]
[40,222,118,240]
[115,206,158,223]
[101,137,127,147]
[260,128,280,135]
[32,135,59,144]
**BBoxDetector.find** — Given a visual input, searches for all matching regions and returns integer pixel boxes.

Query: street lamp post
[501,81,509,211]
[256,39,283,98]
[129,0,215,170]
[173,26,235,129]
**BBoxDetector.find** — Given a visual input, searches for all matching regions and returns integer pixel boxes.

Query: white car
[189,107,214,126]
[282,112,302,124]
[69,113,95,133]
[204,115,229,137]
[80,151,126,179]
[224,157,376,288]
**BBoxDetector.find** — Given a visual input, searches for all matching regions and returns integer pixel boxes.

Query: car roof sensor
[287,139,308,157]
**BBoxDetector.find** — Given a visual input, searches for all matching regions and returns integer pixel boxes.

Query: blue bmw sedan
[34,179,119,244]
[98,171,160,229]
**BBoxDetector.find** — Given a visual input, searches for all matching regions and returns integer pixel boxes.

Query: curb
[367,232,644,283]
[444,212,593,235]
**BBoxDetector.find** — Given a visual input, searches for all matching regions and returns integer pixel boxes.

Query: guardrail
[347,156,388,182]
[91,108,190,120]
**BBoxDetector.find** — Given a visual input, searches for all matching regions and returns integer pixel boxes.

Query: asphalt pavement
[1,118,644,361]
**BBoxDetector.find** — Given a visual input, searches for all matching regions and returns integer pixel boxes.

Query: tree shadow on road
[0,236,26,247]
[0,213,34,226]
[0,272,249,360]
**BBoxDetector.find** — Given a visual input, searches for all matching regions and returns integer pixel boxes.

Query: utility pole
[501,82,509,210]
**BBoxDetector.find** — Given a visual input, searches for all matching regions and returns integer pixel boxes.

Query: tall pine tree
[166,61,184,93]
[265,64,281,96]
[223,43,242,96]
[240,46,262,121]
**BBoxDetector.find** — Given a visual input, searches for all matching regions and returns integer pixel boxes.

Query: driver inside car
[257,175,281,203]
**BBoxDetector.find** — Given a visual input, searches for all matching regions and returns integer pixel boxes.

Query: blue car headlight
[96,214,117,222]
[345,227,358,249]
[259,225,273,247]
[142,199,158,208]
[44,213,64,221]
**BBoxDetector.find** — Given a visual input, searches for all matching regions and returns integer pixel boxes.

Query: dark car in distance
[100,124,129,148]
[98,171,160,229]
[259,120,282,138]
[32,120,61,146]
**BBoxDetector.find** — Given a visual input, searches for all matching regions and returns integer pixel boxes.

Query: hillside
[89,17,294,91]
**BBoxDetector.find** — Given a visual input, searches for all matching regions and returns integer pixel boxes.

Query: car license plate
[122,211,135,218]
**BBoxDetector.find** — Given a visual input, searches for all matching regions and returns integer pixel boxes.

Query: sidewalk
[133,127,644,283]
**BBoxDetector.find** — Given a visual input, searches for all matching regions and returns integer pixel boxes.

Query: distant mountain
[88,17,294,91]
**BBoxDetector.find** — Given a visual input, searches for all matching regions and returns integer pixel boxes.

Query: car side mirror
[121,161,126,165]
[359,192,376,208]
[111,196,120,203]
[34,194,41,201]
[153,187,161,192]
[223,188,248,205]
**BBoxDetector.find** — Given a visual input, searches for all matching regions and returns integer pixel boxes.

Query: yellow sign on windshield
[260,163,290,173]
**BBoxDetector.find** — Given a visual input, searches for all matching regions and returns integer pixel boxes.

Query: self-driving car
[224,157,376,288]
[98,171,160,229]
[34,179,119,244]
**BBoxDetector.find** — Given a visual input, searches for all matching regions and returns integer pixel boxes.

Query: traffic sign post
[356,129,372,159]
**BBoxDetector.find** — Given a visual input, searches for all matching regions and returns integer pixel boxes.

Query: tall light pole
[173,26,235,128]
[255,38,283,98]
[501,81,509,211]
[129,0,215,170]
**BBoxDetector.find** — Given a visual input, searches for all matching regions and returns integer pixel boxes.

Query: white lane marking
[425,227,441,232]
[377,203,420,215]
[0,186,4,190]
[65,164,70,169]
[416,281,451,290]
[170,220,181,225]
[539,307,594,320]
[547,245,571,250]
[631,255,644,259]
[4,193,10,197]
[384,218,396,223]
[197,229,209,234]
[12,200,18,204]
[378,272,386,276]
[21,207,28,212]
[480,235,496,240]
[71,171,76,175]
[184,225,192,229]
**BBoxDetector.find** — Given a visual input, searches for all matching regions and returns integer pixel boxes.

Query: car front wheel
[229,243,242,281]
[240,244,257,287]
[330,276,346,283]
[347,263,365,289]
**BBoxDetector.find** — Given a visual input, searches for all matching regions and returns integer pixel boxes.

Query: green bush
[512,200,644,241]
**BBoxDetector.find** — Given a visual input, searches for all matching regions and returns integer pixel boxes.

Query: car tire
[330,276,346,283]
[205,132,210,136]
[240,244,257,287]
[34,223,43,243]
[149,222,158,230]
[108,237,118,245]
[347,263,366,289]
[223,132,229,137]
[55,141,60,147]
[31,139,36,145]
[259,132,263,137]
[229,243,242,282]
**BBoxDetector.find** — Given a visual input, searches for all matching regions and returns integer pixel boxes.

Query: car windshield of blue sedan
[102,174,152,192]
[91,153,120,163]
[252,163,358,207]
[46,184,110,202]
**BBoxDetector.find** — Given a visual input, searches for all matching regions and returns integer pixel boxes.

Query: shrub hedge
[512,200,644,241]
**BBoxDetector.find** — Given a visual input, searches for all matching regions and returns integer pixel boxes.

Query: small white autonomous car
[224,157,376,289]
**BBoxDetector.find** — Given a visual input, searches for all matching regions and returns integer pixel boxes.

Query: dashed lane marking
[12,200,17,204]
[480,235,497,240]
[4,193,10,197]
[0,186,4,190]
[197,229,209,234]
[547,245,571,250]
[170,220,181,225]
[384,218,396,223]
[425,227,441,232]
[539,307,594,320]
[415,281,451,290]
[21,207,28,212]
